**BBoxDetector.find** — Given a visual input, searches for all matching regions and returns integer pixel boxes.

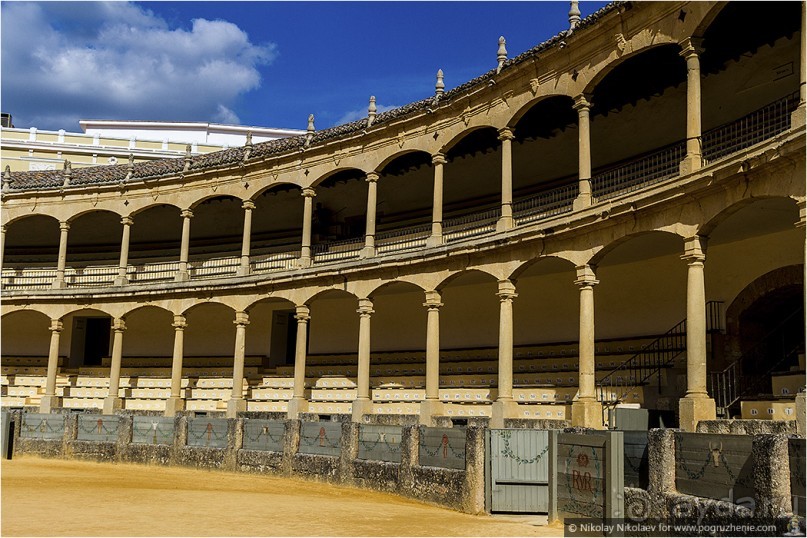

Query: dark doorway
[268,310,298,367]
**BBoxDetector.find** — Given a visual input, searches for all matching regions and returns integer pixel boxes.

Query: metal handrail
[513,182,578,224]
[592,141,686,201]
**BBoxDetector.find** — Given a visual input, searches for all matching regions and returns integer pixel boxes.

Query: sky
[1,1,609,133]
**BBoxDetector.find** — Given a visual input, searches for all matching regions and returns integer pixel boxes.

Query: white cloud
[1,2,276,130]
[337,103,399,125]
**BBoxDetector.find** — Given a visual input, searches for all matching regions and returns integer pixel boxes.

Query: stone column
[679,37,704,174]
[239,200,255,276]
[53,221,70,289]
[103,318,126,414]
[0,225,6,275]
[573,94,593,211]
[491,280,518,428]
[496,128,515,232]
[165,315,187,417]
[227,311,249,418]
[114,217,133,286]
[299,188,316,267]
[288,305,311,419]
[571,265,603,428]
[426,153,446,248]
[679,236,716,431]
[420,291,444,425]
[361,172,379,258]
[175,209,193,282]
[793,1,806,128]
[39,319,64,413]
[352,298,374,422]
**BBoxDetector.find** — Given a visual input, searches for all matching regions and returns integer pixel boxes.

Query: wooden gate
[486,429,552,514]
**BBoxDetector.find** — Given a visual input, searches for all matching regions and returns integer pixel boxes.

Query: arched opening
[65,210,123,284]
[1,310,52,358]
[2,215,60,289]
[375,151,435,251]
[251,184,304,272]
[61,308,113,369]
[128,204,182,283]
[245,297,297,370]
[120,306,174,364]
[310,169,368,258]
[188,195,244,278]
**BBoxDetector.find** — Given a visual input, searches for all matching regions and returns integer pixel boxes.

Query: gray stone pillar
[288,305,310,419]
[103,318,126,414]
[426,153,446,248]
[491,280,518,428]
[496,128,515,231]
[227,311,249,418]
[679,236,716,431]
[571,265,603,428]
[352,299,374,422]
[361,172,379,258]
[573,94,593,210]
[39,319,63,413]
[165,315,186,417]
[679,37,704,174]
[239,200,255,276]
[53,221,70,289]
[175,209,193,281]
[420,291,444,425]
[299,187,315,267]
[114,216,133,286]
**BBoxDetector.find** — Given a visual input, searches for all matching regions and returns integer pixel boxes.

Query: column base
[496,215,514,232]
[359,245,376,259]
[113,276,129,286]
[351,398,373,423]
[792,105,806,130]
[51,279,67,289]
[678,395,716,432]
[572,193,592,211]
[490,399,520,429]
[102,396,123,415]
[287,397,309,420]
[226,398,246,418]
[419,399,444,426]
[174,271,190,282]
[679,154,702,176]
[571,398,604,429]
[425,234,444,248]
[39,395,62,414]
[796,392,806,437]
[237,265,251,277]
[298,256,312,269]
[164,397,185,417]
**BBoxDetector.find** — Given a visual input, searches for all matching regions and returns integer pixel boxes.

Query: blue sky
[1,1,608,132]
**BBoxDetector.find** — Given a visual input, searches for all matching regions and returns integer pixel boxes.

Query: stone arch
[440,125,500,155]
[3,212,60,228]
[588,230,686,267]
[181,299,240,317]
[507,93,577,129]
[582,42,682,97]
[121,303,177,319]
[128,202,182,218]
[309,166,368,189]
[303,287,360,305]
[699,196,801,238]
[189,193,243,210]
[365,279,427,301]
[249,181,302,202]
[244,295,297,313]
[509,254,578,282]
[374,149,434,175]
[66,207,123,224]
[0,309,54,358]
[691,1,728,37]
[434,268,499,291]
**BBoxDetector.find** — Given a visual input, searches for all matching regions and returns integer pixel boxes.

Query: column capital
[172,315,187,330]
[678,37,704,58]
[365,172,379,183]
[423,290,443,309]
[682,236,707,262]
[301,187,316,198]
[295,304,311,322]
[431,153,447,166]
[59,221,70,232]
[180,209,194,219]
[49,319,63,333]
[496,279,518,300]
[233,311,250,327]
[574,264,599,287]
[357,298,375,317]
[497,127,515,142]
[120,216,134,227]
[112,318,126,332]
[241,200,256,211]
[573,94,592,112]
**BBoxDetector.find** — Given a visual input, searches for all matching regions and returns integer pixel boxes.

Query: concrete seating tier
[771,372,806,396]
[249,387,294,400]
[2,356,65,367]
[62,397,103,409]
[100,356,265,368]
[308,401,352,414]
[372,402,420,415]
[78,366,261,378]
[246,400,288,413]
[185,399,225,412]
[740,398,797,420]
[124,399,167,411]
[1,366,48,376]
[311,388,357,402]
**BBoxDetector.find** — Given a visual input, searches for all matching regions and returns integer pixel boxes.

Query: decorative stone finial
[243,131,253,162]
[62,160,72,187]
[367,96,377,127]
[2,165,11,193]
[245,131,253,147]
[183,144,192,172]
[305,114,315,147]
[497,36,508,74]
[569,1,581,31]
[125,154,134,181]
[435,69,445,97]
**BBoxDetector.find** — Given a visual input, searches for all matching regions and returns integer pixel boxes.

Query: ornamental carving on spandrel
[397,132,406,149]
[529,78,540,95]
[462,106,472,126]
[615,33,627,54]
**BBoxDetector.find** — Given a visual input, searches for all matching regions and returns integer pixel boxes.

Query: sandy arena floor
[1,456,562,537]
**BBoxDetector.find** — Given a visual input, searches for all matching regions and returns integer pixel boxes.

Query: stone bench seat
[310,388,357,401]
[246,400,288,413]
[308,401,351,414]
[62,397,103,409]
[371,402,420,415]
[124,399,167,411]
[1,366,48,376]
[740,399,797,420]
[187,388,233,400]
[5,385,40,398]
[101,356,264,368]
[125,387,172,399]
[0,396,28,407]
[249,387,294,400]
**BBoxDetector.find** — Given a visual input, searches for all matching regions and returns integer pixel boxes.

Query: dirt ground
[1,456,563,537]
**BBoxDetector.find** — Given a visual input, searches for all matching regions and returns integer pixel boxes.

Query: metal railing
[375,223,431,253]
[312,237,363,262]
[710,306,804,414]
[513,182,578,225]
[443,206,500,242]
[592,142,686,201]
[703,92,799,164]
